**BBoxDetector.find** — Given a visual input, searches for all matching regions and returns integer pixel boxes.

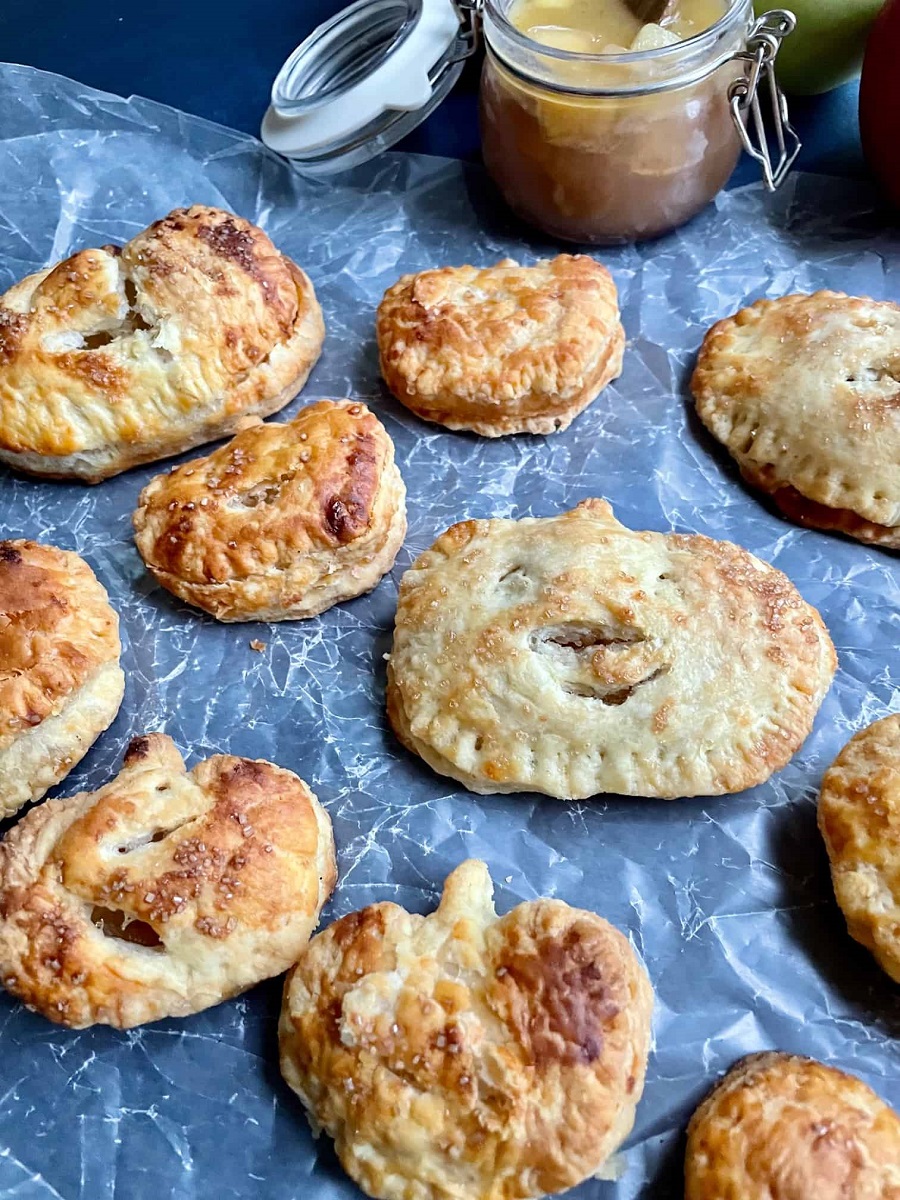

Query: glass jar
[479,0,788,243]
[261,0,798,243]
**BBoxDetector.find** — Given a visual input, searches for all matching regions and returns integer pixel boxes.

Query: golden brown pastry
[376,254,624,436]
[0,540,124,817]
[387,499,836,800]
[279,858,652,1200]
[692,291,900,546]
[0,206,324,482]
[0,733,336,1028]
[132,399,406,622]
[685,1052,900,1199]
[818,713,900,983]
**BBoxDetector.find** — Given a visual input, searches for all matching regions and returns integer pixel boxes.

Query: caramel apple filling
[511,0,726,54]
[480,0,745,244]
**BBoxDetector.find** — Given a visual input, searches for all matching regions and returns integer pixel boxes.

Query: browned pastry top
[0,539,120,754]
[0,205,324,478]
[0,733,336,1028]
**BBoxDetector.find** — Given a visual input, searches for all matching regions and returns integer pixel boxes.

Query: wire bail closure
[728,9,801,191]
[449,0,484,62]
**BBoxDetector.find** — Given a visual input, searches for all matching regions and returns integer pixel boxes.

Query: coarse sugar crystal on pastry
[818,712,900,984]
[0,733,336,1029]
[691,291,900,547]
[0,539,124,818]
[279,858,652,1200]
[0,205,325,482]
[386,499,836,800]
[132,399,407,622]
[376,254,625,437]
[685,1052,900,1199]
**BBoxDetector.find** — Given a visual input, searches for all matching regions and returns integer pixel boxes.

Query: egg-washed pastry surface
[0,733,336,1028]
[279,858,652,1200]
[387,499,835,800]
[0,205,324,482]
[692,291,900,547]
[685,1052,900,1199]
[818,712,900,984]
[133,399,406,622]
[0,540,124,817]
[376,255,624,437]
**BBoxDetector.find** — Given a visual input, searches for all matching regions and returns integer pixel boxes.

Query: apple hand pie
[387,499,835,799]
[819,712,900,983]
[692,290,900,547]
[279,858,652,1200]
[133,399,406,622]
[686,1053,900,1199]
[0,733,335,1028]
[0,539,124,817]
[376,255,624,437]
[0,206,324,481]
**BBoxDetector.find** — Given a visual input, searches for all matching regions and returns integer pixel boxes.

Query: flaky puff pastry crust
[685,1052,900,1199]
[132,400,406,622]
[0,206,324,482]
[279,859,652,1200]
[0,733,336,1028]
[692,291,900,547]
[818,713,900,983]
[376,255,624,437]
[387,500,835,800]
[0,540,124,817]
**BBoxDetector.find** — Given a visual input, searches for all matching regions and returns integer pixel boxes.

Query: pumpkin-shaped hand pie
[686,1053,900,1199]
[0,734,335,1028]
[279,859,652,1200]
[387,500,836,799]
[132,399,406,622]
[0,206,324,482]
[376,255,625,438]
[0,539,124,817]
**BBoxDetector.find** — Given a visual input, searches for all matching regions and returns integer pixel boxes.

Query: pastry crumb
[249,639,267,652]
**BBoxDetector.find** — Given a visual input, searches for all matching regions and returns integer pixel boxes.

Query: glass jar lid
[261,0,479,175]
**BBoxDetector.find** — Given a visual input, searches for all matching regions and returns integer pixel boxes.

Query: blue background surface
[0,0,870,185]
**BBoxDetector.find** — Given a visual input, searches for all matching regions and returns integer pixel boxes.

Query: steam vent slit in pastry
[0,539,124,817]
[133,399,407,622]
[279,858,653,1200]
[818,712,900,983]
[0,205,325,481]
[0,733,336,1028]
[692,290,900,546]
[376,254,625,436]
[685,1052,900,1198]
[386,499,836,799]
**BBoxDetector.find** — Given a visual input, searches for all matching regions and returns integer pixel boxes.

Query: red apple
[860,0,900,207]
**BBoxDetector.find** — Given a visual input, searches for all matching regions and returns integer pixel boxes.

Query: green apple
[754,0,886,95]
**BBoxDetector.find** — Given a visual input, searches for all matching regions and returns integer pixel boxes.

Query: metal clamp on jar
[261,0,799,244]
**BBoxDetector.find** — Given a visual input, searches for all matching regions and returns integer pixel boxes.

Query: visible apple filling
[530,622,668,704]
[510,0,726,54]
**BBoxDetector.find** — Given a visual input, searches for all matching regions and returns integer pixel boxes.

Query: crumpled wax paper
[0,59,898,1200]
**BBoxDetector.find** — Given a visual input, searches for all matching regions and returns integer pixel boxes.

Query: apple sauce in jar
[480,0,754,243]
